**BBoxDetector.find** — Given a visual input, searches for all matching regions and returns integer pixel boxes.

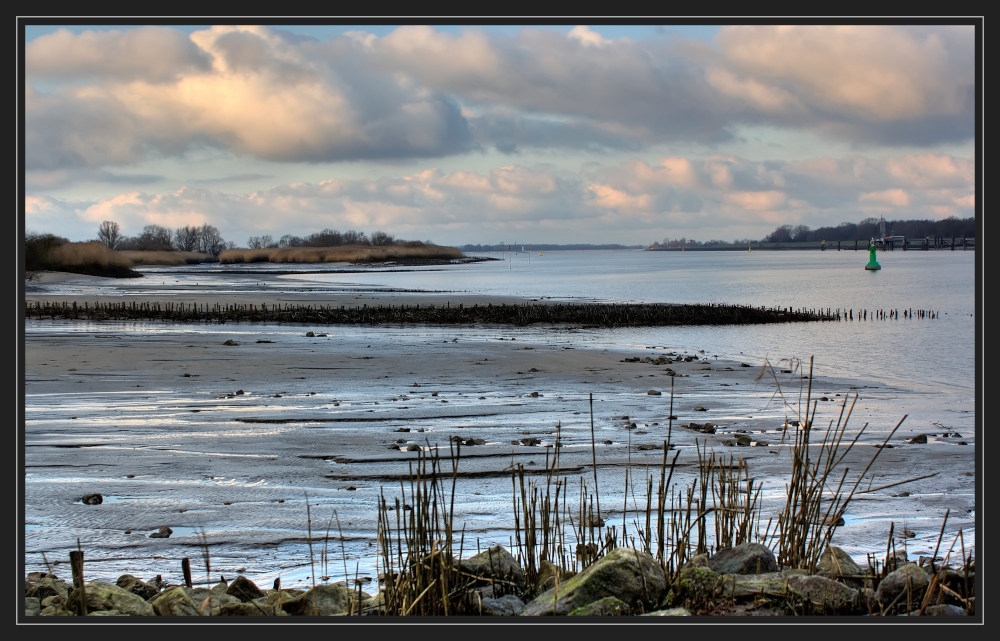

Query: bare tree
[97,221,121,249]
[370,231,394,246]
[174,226,201,252]
[134,224,174,250]
[196,224,226,257]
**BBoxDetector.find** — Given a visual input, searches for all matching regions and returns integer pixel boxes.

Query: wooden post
[70,549,87,615]
[182,557,193,588]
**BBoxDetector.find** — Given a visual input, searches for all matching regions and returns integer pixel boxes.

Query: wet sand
[22,272,976,589]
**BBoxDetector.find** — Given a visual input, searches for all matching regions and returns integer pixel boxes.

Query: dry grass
[218,244,466,264]
[118,250,214,265]
[47,241,134,269]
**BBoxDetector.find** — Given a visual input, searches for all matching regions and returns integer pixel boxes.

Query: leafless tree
[97,221,121,249]
[196,224,226,257]
[370,231,394,246]
[174,226,201,252]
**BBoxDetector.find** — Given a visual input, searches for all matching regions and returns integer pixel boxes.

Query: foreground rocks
[22,543,975,618]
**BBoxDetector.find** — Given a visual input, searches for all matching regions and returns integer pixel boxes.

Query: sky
[19,19,979,248]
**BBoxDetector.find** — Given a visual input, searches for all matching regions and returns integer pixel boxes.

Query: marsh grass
[34,241,142,277]
[118,250,214,265]
[218,244,466,264]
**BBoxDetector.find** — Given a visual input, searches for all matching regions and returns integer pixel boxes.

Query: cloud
[23,24,975,178]
[25,26,212,82]
[708,25,975,145]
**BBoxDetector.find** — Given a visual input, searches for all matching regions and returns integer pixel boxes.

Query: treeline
[760,216,975,244]
[98,221,231,257]
[246,229,432,250]
[94,221,442,256]
[653,216,975,248]
[460,243,644,252]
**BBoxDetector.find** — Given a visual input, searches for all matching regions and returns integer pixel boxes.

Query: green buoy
[865,242,881,270]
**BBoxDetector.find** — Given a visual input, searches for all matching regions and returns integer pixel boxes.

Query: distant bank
[647,238,975,252]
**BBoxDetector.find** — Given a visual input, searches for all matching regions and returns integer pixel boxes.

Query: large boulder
[67,581,156,616]
[116,574,161,601]
[707,542,777,574]
[784,574,864,614]
[150,586,202,616]
[225,575,266,602]
[815,546,867,587]
[212,601,288,616]
[475,593,527,616]
[280,584,359,616]
[568,596,631,616]
[874,563,930,611]
[459,545,524,590]
[25,575,70,601]
[521,547,667,615]
[665,565,724,611]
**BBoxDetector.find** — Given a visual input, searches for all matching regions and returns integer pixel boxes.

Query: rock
[665,565,723,611]
[213,601,288,616]
[81,493,103,505]
[521,547,667,616]
[222,339,239,346]
[24,597,41,616]
[907,434,928,444]
[647,390,661,396]
[784,574,863,614]
[25,575,70,601]
[150,586,201,616]
[707,542,777,575]
[225,575,265,602]
[815,546,867,587]
[533,560,574,595]
[68,581,155,616]
[694,405,708,411]
[568,596,631,616]
[149,526,173,538]
[475,592,526,616]
[914,604,969,616]
[116,574,160,600]
[735,434,752,446]
[874,563,930,610]
[460,545,524,590]
[281,584,357,616]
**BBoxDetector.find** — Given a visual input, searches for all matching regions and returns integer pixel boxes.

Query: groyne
[23,300,940,327]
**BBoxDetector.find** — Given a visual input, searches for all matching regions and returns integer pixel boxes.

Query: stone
[815,546,867,587]
[459,545,524,589]
[68,581,156,616]
[281,584,356,616]
[116,573,160,600]
[521,547,667,616]
[225,575,265,602]
[568,596,631,616]
[707,543,778,575]
[874,563,930,611]
[150,586,201,616]
[475,593,526,616]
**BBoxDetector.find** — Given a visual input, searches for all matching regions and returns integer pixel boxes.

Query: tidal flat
[22,271,976,592]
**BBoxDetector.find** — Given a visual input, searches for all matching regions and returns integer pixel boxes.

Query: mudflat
[22,272,976,589]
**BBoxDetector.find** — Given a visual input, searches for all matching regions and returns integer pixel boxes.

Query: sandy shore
[22,272,976,588]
